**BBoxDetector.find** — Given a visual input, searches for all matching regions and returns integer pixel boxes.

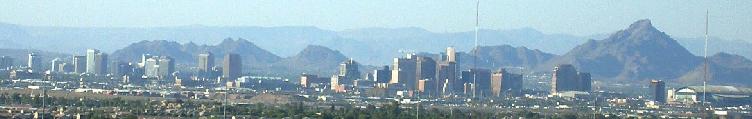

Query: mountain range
[1,20,751,86]
[1,22,750,65]
[540,19,701,80]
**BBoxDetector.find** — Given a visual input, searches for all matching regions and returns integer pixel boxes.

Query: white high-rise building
[86,49,108,75]
[27,53,42,72]
[50,58,63,72]
[446,47,456,63]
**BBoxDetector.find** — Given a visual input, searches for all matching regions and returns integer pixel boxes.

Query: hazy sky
[1,0,750,41]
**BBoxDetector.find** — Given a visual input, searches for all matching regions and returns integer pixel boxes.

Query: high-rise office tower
[300,74,330,88]
[198,52,214,72]
[650,80,667,103]
[144,57,159,78]
[60,63,73,73]
[373,66,391,83]
[0,56,14,70]
[436,62,458,96]
[109,61,131,77]
[27,53,42,72]
[579,72,592,91]
[416,56,437,96]
[223,53,242,80]
[461,69,491,97]
[491,69,523,97]
[551,64,592,94]
[50,58,63,72]
[390,54,417,90]
[438,47,460,96]
[416,56,436,81]
[139,54,153,68]
[86,49,108,75]
[73,55,86,73]
[446,47,456,63]
[157,56,174,78]
[338,59,360,84]
[330,74,345,92]
[417,79,430,93]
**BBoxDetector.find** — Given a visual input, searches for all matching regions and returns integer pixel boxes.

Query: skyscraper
[109,61,130,76]
[139,54,153,68]
[491,69,523,97]
[158,56,175,78]
[579,72,592,91]
[86,49,108,75]
[27,53,42,72]
[60,63,73,73]
[390,54,417,90]
[198,52,214,73]
[651,80,667,103]
[438,47,460,96]
[300,74,330,88]
[416,56,437,97]
[338,59,360,84]
[436,62,458,96]
[140,55,175,79]
[0,56,13,70]
[446,47,456,63]
[73,55,86,74]
[50,58,63,72]
[330,74,345,92]
[144,57,159,78]
[223,53,242,80]
[551,64,592,94]
[416,56,436,81]
[373,66,391,83]
[462,69,491,97]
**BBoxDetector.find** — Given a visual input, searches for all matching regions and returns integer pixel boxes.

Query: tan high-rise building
[446,47,456,63]
[491,69,523,97]
[223,53,242,80]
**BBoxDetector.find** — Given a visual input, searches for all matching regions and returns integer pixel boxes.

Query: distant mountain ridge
[3,20,752,86]
[111,38,281,68]
[0,22,588,65]
[1,22,749,65]
[541,19,702,80]
[269,45,349,75]
[470,45,556,69]
[680,53,752,86]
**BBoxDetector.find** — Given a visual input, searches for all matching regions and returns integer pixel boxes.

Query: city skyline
[0,1,750,118]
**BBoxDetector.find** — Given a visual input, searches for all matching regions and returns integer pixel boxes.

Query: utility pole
[223,85,228,119]
[703,9,709,111]
[472,0,480,99]
[42,72,49,119]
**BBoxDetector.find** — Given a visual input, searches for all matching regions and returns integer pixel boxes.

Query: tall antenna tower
[702,10,709,107]
[472,0,480,99]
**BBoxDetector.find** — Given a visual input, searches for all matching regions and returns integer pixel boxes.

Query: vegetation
[0,92,627,118]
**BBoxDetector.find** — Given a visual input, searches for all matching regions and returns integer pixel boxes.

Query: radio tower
[472,0,480,99]
[702,10,709,108]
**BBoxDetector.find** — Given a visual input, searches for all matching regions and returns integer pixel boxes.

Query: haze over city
[0,0,751,118]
